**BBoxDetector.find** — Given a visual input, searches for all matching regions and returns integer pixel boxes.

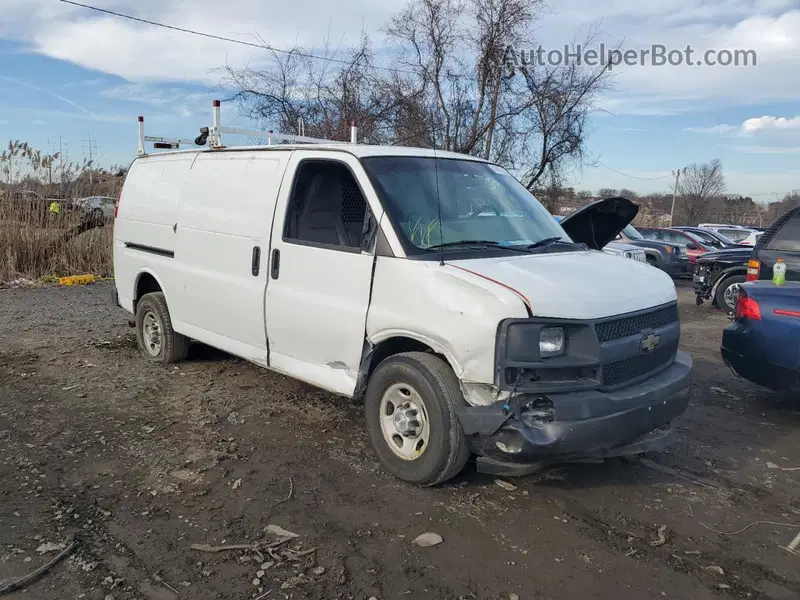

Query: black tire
[646,256,657,267]
[135,292,189,363]
[714,274,746,312]
[364,352,470,486]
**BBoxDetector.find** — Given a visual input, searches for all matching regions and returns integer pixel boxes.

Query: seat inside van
[286,162,366,248]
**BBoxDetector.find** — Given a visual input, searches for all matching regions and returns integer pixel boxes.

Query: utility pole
[669,168,684,227]
[82,133,97,163]
[83,134,98,185]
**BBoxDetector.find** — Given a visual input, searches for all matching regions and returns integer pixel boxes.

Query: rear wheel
[365,352,470,486]
[715,275,746,312]
[135,292,189,363]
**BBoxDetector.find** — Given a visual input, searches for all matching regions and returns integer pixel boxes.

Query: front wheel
[364,352,470,486]
[715,275,746,312]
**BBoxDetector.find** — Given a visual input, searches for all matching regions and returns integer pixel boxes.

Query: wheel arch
[354,333,462,401]
[133,269,168,313]
[710,267,748,300]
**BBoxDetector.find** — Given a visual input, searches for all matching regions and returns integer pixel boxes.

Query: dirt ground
[0,281,798,600]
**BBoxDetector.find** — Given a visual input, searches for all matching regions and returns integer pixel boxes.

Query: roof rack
[137,99,358,156]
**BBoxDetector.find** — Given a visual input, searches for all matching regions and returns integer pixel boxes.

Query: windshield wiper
[426,240,532,253]
[525,237,585,250]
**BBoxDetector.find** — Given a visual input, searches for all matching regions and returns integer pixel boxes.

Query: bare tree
[719,195,756,225]
[223,0,612,184]
[677,159,725,226]
[223,33,403,144]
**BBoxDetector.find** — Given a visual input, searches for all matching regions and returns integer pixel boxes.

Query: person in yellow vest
[49,200,61,215]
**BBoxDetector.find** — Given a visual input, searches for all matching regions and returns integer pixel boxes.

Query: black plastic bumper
[456,351,692,474]
[662,258,691,278]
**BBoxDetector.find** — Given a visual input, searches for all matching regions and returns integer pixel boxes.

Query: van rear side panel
[170,151,291,361]
[114,153,196,312]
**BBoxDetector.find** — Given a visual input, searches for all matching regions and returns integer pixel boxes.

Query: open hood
[559,196,639,250]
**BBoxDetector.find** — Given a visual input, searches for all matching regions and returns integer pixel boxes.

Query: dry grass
[0,200,113,283]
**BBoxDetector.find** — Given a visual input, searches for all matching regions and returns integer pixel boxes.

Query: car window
[766,215,800,252]
[622,224,644,240]
[361,156,569,255]
[284,160,369,251]
[719,228,748,242]
[690,230,719,245]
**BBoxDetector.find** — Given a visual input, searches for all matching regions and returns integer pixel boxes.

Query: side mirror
[686,243,699,250]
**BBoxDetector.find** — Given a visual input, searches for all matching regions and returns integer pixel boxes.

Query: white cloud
[742,115,800,132]
[31,119,49,125]
[1,0,797,118]
[5,0,407,84]
[684,114,800,136]
[683,124,738,134]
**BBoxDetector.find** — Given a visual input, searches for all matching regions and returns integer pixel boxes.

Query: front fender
[710,267,747,299]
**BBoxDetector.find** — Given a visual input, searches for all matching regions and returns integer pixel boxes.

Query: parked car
[738,230,764,247]
[113,143,692,486]
[744,205,800,283]
[615,223,691,277]
[636,227,711,264]
[694,206,800,311]
[672,226,740,249]
[721,281,800,392]
[553,215,647,263]
[72,196,116,225]
[699,224,761,245]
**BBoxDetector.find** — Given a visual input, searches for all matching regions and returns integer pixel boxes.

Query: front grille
[632,251,647,263]
[595,304,679,343]
[603,342,678,387]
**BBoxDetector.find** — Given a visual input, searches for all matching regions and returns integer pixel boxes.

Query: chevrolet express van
[113,141,692,485]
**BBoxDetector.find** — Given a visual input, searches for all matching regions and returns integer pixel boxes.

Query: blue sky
[0,0,798,199]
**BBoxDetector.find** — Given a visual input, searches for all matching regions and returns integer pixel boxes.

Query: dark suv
[616,224,690,277]
[694,206,800,311]
[746,206,800,283]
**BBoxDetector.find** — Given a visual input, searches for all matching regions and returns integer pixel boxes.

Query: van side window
[767,213,800,252]
[284,161,368,250]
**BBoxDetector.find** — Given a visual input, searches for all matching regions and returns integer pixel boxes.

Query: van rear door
[172,151,291,362]
[264,151,382,396]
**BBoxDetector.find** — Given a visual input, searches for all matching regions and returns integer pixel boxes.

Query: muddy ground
[0,282,798,600]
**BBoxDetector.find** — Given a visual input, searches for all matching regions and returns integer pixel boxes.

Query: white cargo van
[113,106,692,485]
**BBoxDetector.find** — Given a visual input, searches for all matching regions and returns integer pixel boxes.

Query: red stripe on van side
[446,264,532,314]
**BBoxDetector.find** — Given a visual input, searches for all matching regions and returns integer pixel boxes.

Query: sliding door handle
[270,249,280,279]
[251,246,261,276]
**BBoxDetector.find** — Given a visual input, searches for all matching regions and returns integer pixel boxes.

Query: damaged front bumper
[455,351,692,476]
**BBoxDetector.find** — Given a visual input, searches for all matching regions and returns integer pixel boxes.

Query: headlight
[539,327,564,358]
[624,251,633,259]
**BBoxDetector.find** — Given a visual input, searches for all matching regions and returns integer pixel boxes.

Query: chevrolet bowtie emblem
[640,332,660,353]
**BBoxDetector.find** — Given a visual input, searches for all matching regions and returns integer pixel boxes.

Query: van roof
[134,143,491,163]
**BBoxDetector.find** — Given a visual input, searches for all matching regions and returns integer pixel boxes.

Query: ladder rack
[137,99,358,156]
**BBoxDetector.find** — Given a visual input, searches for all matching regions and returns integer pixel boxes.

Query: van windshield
[361,156,573,256]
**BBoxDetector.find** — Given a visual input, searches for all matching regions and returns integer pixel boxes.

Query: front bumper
[456,351,692,475]
[693,267,713,299]
[662,257,691,277]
